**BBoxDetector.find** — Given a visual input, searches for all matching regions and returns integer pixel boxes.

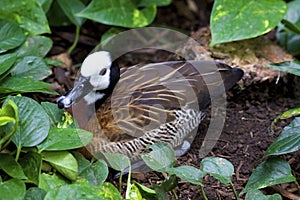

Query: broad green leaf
[42,151,78,181]
[16,36,53,58]
[268,61,300,76]
[245,189,282,200]
[79,160,108,186]
[0,20,25,53]
[102,152,131,171]
[77,0,157,28]
[138,0,172,7]
[128,183,143,200]
[47,0,72,26]
[37,127,93,151]
[0,154,27,179]
[72,151,90,174]
[200,157,234,184]
[41,102,66,126]
[19,151,42,185]
[0,53,17,81]
[166,165,205,186]
[210,0,286,45]
[57,0,86,26]
[39,173,70,192]
[5,96,50,147]
[0,179,26,200]
[142,142,176,172]
[24,187,47,200]
[277,0,300,55]
[44,181,122,200]
[0,0,50,35]
[265,117,300,156]
[37,0,54,13]
[0,76,57,95]
[241,158,296,194]
[273,107,300,127]
[11,56,51,80]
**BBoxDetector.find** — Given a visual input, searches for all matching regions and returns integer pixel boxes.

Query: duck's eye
[99,68,107,76]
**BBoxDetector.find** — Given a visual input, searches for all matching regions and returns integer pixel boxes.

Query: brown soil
[48,2,300,199]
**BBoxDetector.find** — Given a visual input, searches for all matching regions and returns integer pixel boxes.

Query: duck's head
[57,51,120,109]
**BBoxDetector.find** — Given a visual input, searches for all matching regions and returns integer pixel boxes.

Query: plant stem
[68,25,80,55]
[15,143,22,161]
[119,170,123,192]
[199,185,208,200]
[230,182,239,200]
[125,165,132,199]
[294,180,300,190]
[172,189,178,199]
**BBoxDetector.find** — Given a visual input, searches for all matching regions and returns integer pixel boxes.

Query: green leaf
[0,53,17,81]
[42,151,78,181]
[80,160,108,186]
[37,127,93,152]
[37,0,53,13]
[277,0,300,55]
[16,36,53,58]
[5,96,50,147]
[0,0,50,35]
[142,142,176,172]
[133,181,156,199]
[77,0,157,28]
[268,61,300,76]
[0,179,26,200]
[138,0,172,7]
[0,154,27,179]
[0,20,25,53]
[128,183,143,200]
[47,0,72,26]
[265,117,300,156]
[210,0,286,45]
[241,158,296,194]
[102,152,131,171]
[41,102,66,126]
[200,157,234,184]
[24,187,47,200]
[166,165,205,186]
[0,76,57,95]
[19,151,42,185]
[245,189,282,200]
[11,56,51,80]
[44,181,122,200]
[72,151,90,174]
[57,0,86,26]
[39,173,70,192]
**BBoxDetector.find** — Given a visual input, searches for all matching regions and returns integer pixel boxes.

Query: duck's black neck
[95,62,120,109]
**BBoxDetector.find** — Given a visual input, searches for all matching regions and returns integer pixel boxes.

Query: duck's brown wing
[85,60,241,144]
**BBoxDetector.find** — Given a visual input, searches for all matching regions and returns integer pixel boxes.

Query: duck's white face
[81,51,112,90]
[57,51,113,108]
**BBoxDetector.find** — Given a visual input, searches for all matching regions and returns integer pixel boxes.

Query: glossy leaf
[0,76,57,95]
[0,53,17,81]
[41,102,66,126]
[0,154,27,179]
[16,36,53,58]
[268,61,300,76]
[72,151,90,174]
[78,160,108,186]
[47,0,72,26]
[11,56,51,80]
[19,151,42,185]
[277,0,300,55]
[37,127,92,151]
[142,142,176,172]
[39,173,70,192]
[241,158,296,194]
[167,165,205,186]
[0,179,26,200]
[0,0,50,34]
[200,157,234,184]
[44,181,122,200]
[210,0,286,45]
[0,20,25,53]
[128,183,143,200]
[102,152,131,171]
[265,117,300,156]
[5,96,50,147]
[245,189,282,200]
[77,0,156,28]
[138,0,172,7]
[24,187,47,200]
[0,99,18,144]
[57,0,85,26]
[42,151,78,181]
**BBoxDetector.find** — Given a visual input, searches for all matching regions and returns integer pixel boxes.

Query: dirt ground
[48,2,300,199]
